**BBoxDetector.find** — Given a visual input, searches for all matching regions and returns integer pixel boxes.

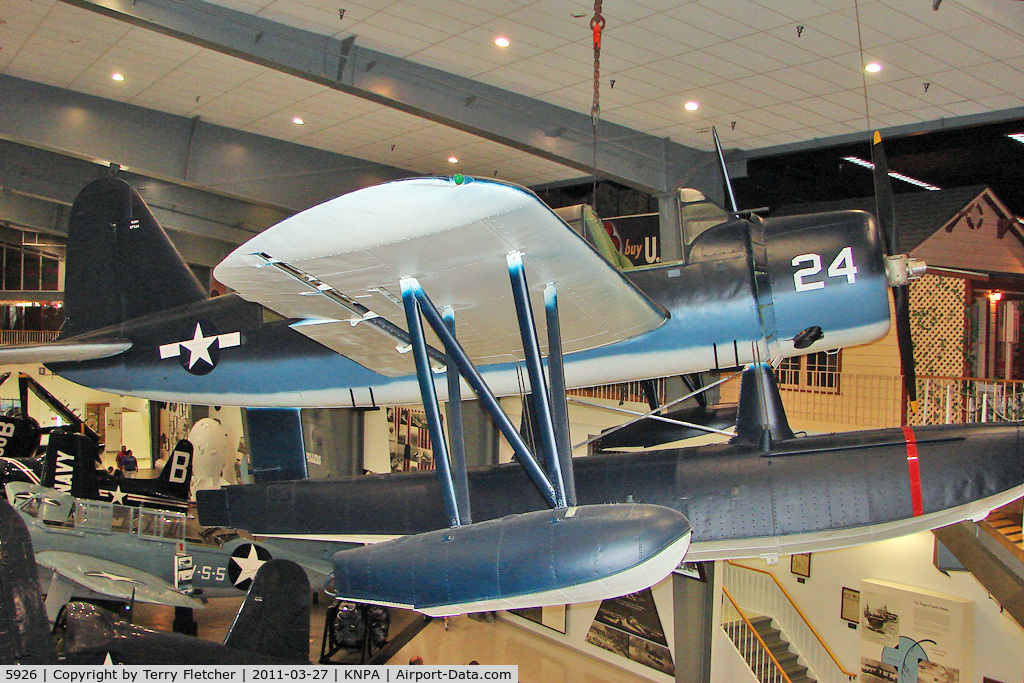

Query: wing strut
[507,252,567,507]
[544,284,575,507]
[400,264,567,513]
[442,306,472,525]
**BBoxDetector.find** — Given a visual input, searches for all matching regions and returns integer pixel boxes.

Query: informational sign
[859,579,972,683]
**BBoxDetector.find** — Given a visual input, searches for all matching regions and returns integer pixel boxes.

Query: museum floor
[133,596,652,681]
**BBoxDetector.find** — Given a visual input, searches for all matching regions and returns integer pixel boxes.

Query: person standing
[122,449,138,478]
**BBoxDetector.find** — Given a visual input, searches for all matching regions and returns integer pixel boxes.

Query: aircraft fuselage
[49,211,891,408]
[198,422,1024,560]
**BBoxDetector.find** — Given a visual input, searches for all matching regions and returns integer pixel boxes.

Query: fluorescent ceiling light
[842,156,941,191]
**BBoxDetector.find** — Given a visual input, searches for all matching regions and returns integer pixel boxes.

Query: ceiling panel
[3,0,1024,200]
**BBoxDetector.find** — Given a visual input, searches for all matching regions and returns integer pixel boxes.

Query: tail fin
[63,177,207,337]
[245,408,308,482]
[0,498,58,663]
[157,439,194,499]
[41,430,100,499]
[223,559,310,662]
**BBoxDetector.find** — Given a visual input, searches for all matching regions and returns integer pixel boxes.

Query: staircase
[728,615,816,683]
[986,506,1024,549]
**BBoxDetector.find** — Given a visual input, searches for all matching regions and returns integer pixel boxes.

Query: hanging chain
[590,0,605,207]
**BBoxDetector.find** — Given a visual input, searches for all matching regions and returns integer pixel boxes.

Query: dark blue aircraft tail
[0,497,58,663]
[223,559,310,662]
[63,177,208,337]
[41,430,193,503]
[156,439,194,499]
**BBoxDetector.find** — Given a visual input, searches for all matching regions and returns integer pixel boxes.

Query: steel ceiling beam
[0,138,281,267]
[0,74,412,212]
[62,0,721,198]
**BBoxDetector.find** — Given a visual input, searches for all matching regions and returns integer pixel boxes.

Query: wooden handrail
[727,561,856,678]
[721,586,793,683]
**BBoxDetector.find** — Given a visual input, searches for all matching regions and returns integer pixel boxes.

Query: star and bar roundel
[228,543,272,591]
[159,321,241,375]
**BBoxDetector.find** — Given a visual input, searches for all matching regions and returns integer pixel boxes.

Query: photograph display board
[387,406,436,472]
[585,587,674,676]
[859,579,972,683]
[509,605,567,634]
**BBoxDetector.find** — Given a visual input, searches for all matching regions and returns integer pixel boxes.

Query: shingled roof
[770,185,992,254]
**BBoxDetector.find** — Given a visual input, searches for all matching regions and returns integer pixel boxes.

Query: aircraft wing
[214,176,668,377]
[0,340,131,364]
[35,550,201,609]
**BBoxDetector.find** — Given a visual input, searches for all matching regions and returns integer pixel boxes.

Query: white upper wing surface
[215,176,667,377]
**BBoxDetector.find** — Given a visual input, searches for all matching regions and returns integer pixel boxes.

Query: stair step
[726,614,818,683]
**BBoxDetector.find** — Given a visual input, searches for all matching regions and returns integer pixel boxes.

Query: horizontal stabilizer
[0,340,131,365]
[330,503,691,616]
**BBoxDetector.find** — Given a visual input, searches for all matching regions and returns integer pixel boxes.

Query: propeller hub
[884,255,927,287]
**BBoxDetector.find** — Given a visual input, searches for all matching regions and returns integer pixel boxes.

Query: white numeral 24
[792,247,858,292]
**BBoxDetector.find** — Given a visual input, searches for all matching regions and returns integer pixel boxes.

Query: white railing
[724,562,856,683]
[0,330,58,346]
[721,586,793,683]
[567,378,666,405]
[910,375,1024,425]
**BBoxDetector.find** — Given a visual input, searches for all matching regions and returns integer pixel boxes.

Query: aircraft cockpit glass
[75,500,114,530]
[110,505,134,533]
[138,508,187,541]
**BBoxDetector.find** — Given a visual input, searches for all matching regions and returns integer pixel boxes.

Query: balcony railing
[910,375,1024,425]
[0,330,58,346]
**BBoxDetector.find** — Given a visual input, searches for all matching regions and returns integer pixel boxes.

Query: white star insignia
[159,324,241,368]
[179,323,217,369]
[231,545,267,587]
[108,485,127,505]
[84,571,141,584]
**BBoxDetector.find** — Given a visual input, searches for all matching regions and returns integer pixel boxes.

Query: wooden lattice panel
[910,274,966,377]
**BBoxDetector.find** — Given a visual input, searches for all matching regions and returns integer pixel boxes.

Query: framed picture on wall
[841,586,860,623]
[790,552,811,578]
[673,561,706,582]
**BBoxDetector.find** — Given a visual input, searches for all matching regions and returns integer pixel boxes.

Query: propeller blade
[872,131,918,411]
[893,284,917,410]
[870,130,898,255]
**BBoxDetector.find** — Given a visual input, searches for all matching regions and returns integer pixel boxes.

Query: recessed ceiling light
[842,156,940,191]
[292,117,305,125]
[684,101,699,111]
[111,73,125,81]
[864,62,882,73]
[448,156,459,164]
[494,36,510,48]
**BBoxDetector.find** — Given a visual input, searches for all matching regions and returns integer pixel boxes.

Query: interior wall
[713,532,1024,683]
[0,362,143,464]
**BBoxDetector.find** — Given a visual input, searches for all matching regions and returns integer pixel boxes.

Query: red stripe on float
[902,426,923,517]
